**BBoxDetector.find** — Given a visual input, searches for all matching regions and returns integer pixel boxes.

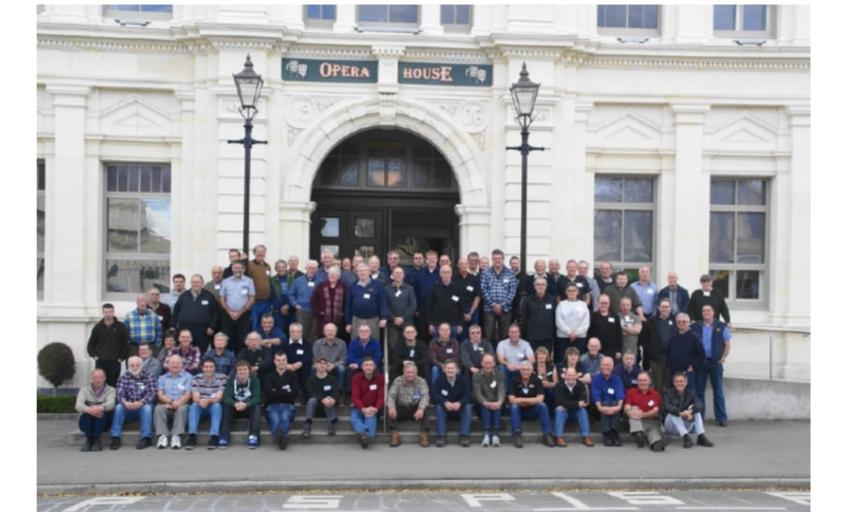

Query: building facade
[36,4,810,401]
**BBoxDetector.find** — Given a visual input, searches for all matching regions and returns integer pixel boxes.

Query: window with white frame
[597,5,660,36]
[37,160,45,296]
[594,176,655,281]
[709,178,768,305]
[103,4,173,21]
[104,163,171,297]
[713,4,774,38]
[441,4,471,31]
[305,4,336,27]
[357,4,420,31]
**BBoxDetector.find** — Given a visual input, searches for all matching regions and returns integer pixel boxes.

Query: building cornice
[585,54,809,72]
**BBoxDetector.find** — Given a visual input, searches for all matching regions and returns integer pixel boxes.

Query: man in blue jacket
[691,304,731,427]
[656,272,690,317]
[347,324,384,391]
[666,313,704,391]
[345,263,389,339]
[432,359,473,447]
[591,356,625,447]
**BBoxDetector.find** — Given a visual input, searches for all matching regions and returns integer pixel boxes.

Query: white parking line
[676,507,786,511]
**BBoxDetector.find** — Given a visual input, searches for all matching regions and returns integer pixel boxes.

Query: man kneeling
[663,372,714,449]
[509,361,555,448]
[304,356,340,437]
[387,361,431,447]
[624,371,671,452]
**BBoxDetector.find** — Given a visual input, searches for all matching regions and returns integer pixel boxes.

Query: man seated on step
[263,351,300,450]
[303,356,341,437]
[185,357,226,450]
[591,356,625,447]
[76,368,116,453]
[624,371,671,452]
[496,324,535,390]
[389,324,430,383]
[387,361,431,447]
[203,332,236,377]
[220,359,263,449]
[432,359,473,448]
[662,372,715,449]
[237,331,271,380]
[472,353,505,448]
[168,329,202,375]
[428,322,461,386]
[109,355,157,450]
[508,360,555,449]
[553,367,594,448]
[311,323,348,394]
[350,357,383,449]
[154,355,193,449]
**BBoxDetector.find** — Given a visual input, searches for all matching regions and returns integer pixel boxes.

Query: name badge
[441,389,449,396]
[369,384,378,391]
[489,380,497,388]
[446,348,454,354]
[668,320,673,326]
[545,304,552,310]
[529,383,535,388]
[647,289,654,294]
[241,289,248,295]
[214,284,221,290]
[577,282,584,288]
[648,400,655,407]
[395,290,402,298]
[372,274,379,280]
[522,388,529,394]
[477,346,484,352]
[466,286,474,292]
[631,379,637,385]
[703,292,711,297]
[608,317,615,323]
[323,385,332,391]
[607,388,615,395]
[158,315,163,322]
[265,270,271,276]
[451,295,459,302]
[296,349,304,355]
[503,278,510,284]
[283,385,291,391]
[307,281,315,287]
[137,384,145,390]
[177,384,185,391]
[519,354,527,360]
[363,293,371,299]
[201,300,209,306]
[409,349,415,357]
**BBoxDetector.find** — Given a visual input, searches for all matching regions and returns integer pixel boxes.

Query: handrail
[382,324,389,434]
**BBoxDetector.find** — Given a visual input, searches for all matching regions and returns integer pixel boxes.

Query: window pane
[595,177,622,203]
[320,217,340,237]
[105,259,169,294]
[713,5,736,30]
[359,5,388,22]
[366,159,385,187]
[162,167,171,193]
[413,160,431,188]
[710,270,731,300]
[709,212,734,263]
[37,195,45,253]
[594,210,622,262]
[306,4,321,18]
[742,5,767,31]
[456,5,470,24]
[389,4,418,23]
[440,5,454,24]
[386,158,405,188]
[141,5,173,13]
[117,165,129,192]
[107,5,140,12]
[737,212,765,264]
[320,245,340,258]
[108,198,139,252]
[354,218,376,238]
[598,5,626,27]
[139,198,171,254]
[139,166,151,192]
[623,210,652,262]
[623,178,653,203]
[323,5,336,19]
[127,166,139,192]
[643,5,658,29]
[107,166,117,191]
[432,162,453,189]
[737,179,766,205]
[628,5,657,29]
[152,166,162,192]
[736,270,760,299]
[710,180,735,205]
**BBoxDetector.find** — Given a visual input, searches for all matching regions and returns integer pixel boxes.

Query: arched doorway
[310,129,460,264]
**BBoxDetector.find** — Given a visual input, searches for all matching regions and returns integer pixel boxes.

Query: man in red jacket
[350,357,384,449]
[624,371,670,452]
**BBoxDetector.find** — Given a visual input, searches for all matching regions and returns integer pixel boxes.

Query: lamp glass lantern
[233,54,264,117]
[509,62,540,127]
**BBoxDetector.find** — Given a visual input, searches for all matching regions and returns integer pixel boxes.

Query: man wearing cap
[688,274,731,324]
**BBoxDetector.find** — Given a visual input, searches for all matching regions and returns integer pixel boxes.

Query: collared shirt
[625,387,662,413]
[115,370,158,404]
[668,288,679,315]
[289,274,320,311]
[496,338,534,366]
[220,274,255,312]
[157,371,193,401]
[590,372,625,404]
[480,266,518,311]
[509,375,543,399]
[141,356,161,377]
[387,376,430,409]
[192,373,226,399]
[203,349,236,377]
[630,280,658,316]
[429,338,461,367]
[699,322,731,359]
[125,308,163,346]
[169,345,202,374]
[580,352,602,376]
[203,280,224,301]
[312,337,348,366]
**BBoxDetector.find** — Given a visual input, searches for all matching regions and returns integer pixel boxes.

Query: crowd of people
[78,246,731,452]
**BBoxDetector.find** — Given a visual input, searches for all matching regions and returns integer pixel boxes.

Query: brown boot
[582,436,594,447]
[556,436,567,447]
[419,430,430,447]
[390,431,401,447]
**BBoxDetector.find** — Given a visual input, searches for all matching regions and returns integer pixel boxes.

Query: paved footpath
[38,419,809,494]
[38,490,811,512]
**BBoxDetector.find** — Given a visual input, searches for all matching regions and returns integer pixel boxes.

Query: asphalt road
[37,490,811,512]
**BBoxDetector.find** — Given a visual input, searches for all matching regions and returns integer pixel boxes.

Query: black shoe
[436,436,446,447]
[611,431,622,447]
[302,421,312,438]
[91,438,102,452]
[651,436,672,452]
[279,434,289,451]
[460,436,470,447]
[717,420,728,427]
[697,434,714,447]
[513,433,523,448]
[327,420,336,436]
[683,434,694,449]
[110,437,121,451]
[603,433,613,447]
[136,437,151,450]
[80,438,92,452]
[360,434,370,449]
[185,434,197,450]
[544,433,556,447]
[207,436,218,449]
[633,432,646,448]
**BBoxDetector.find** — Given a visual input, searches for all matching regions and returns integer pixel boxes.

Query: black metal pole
[242,119,253,257]
[520,126,529,297]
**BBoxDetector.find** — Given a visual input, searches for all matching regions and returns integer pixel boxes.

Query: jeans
[484,311,510,343]
[351,409,378,437]
[265,403,296,436]
[695,360,727,423]
[478,404,502,435]
[187,402,222,436]
[110,403,153,439]
[664,412,705,437]
[509,403,551,434]
[554,407,590,438]
[499,365,516,392]
[79,412,113,438]
[435,403,472,437]
[250,300,274,332]
[430,365,443,387]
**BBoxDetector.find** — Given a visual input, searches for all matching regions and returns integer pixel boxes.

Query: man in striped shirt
[125,294,163,357]
[186,358,226,449]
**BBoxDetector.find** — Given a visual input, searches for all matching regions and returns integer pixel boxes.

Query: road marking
[676,508,786,511]
[764,492,811,506]
[533,493,638,511]
[461,493,516,508]
[63,497,145,512]
[282,495,343,509]
[609,492,685,506]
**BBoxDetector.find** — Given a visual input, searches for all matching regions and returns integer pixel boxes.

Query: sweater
[346,337,383,369]
[555,300,590,338]
[306,372,340,401]
[666,331,705,374]
[688,289,731,324]
[432,373,470,405]
[351,371,384,410]
[588,311,623,357]
[553,380,588,410]
[171,289,219,330]
[223,375,262,407]
[261,369,300,406]
[472,367,505,404]
[520,293,557,342]
[459,339,495,370]
[86,320,130,361]
[75,384,116,414]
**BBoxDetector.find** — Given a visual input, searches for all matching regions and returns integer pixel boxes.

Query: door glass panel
[320,245,340,259]
[354,246,376,259]
[354,218,375,238]
[320,217,340,237]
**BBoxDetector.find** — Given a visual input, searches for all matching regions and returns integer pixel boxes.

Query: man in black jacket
[262,351,300,449]
[520,277,557,353]
[303,357,340,436]
[172,274,219,353]
[553,367,593,447]
[87,303,130,387]
[389,325,430,382]
[662,372,714,449]
[588,294,623,360]
[644,299,675,390]
[425,265,466,340]
[688,274,731,325]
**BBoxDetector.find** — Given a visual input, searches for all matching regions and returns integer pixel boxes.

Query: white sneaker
[481,434,491,447]
[156,435,168,449]
[491,434,501,447]
[170,435,181,449]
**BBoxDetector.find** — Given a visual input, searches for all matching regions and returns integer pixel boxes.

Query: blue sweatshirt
[345,279,389,324]
[288,274,319,312]
[413,266,441,311]
[591,372,625,405]
[666,330,705,374]
[346,337,383,369]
